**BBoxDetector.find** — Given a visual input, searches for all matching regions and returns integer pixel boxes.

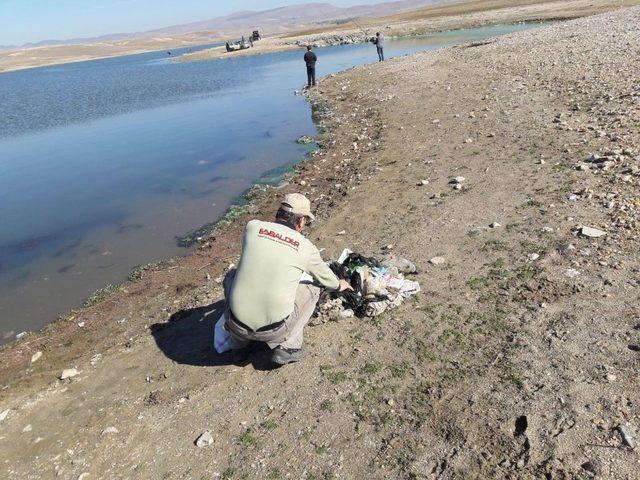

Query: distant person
[304,46,317,87]
[374,32,384,62]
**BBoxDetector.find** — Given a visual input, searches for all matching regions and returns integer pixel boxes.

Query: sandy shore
[1,5,639,479]
[0,34,221,74]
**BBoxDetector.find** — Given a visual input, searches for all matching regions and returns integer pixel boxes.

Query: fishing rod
[351,19,373,41]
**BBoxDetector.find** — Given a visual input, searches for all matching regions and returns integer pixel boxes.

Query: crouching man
[223,193,352,366]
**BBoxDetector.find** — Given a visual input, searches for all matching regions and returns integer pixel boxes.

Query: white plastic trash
[214,314,233,354]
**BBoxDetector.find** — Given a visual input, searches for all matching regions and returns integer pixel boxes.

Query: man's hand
[338,279,354,292]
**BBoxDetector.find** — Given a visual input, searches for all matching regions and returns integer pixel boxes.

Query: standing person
[223,193,352,366]
[304,45,317,87]
[374,32,384,62]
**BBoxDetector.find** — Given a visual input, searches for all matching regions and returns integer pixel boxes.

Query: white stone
[490,222,501,228]
[417,179,429,186]
[60,368,80,380]
[0,409,9,422]
[23,424,32,433]
[31,351,43,363]
[429,257,446,265]
[564,268,580,279]
[580,226,606,238]
[196,431,214,448]
[528,253,540,261]
[101,427,119,435]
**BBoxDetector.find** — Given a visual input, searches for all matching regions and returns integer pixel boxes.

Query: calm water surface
[0,23,544,343]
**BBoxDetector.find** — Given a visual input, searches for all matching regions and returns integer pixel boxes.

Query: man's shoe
[271,346,306,365]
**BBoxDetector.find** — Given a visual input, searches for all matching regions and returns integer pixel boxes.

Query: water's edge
[0,21,551,349]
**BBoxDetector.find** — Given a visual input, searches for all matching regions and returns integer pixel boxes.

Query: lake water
[0,23,544,343]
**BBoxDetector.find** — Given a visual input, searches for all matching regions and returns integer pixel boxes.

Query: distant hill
[147,1,450,36]
[1,0,450,49]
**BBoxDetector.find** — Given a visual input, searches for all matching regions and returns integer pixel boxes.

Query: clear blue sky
[0,0,373,46]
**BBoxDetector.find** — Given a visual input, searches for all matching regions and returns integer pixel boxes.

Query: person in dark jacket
[374,32,384,62]
[303,46,317,87]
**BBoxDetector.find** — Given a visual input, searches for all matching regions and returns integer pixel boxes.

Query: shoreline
[1,6,639,477]
[2,0,636,74]
[0,38,221,74]
[178,0,637,63]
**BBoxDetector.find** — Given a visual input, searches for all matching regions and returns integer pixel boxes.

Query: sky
[0,0,374,46]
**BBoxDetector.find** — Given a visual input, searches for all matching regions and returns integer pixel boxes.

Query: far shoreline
[3,0,635,74]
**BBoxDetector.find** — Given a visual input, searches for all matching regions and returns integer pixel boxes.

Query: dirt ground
[1,5,639,480]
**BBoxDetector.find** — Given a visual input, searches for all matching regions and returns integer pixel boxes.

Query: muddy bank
[1,6,639,479]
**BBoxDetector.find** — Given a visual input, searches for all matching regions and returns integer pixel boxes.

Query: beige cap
[281,193,315,221]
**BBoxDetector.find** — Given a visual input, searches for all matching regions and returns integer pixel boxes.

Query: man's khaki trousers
[223,269,320,350]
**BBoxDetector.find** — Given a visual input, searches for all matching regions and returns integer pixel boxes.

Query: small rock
[337,230,346,236]
[23,424,32,433]
[382,257,417,274]
[557,244,575,255]
[618,423,636,449]
[101,427,119,435]
[15,332,27,339]
[449,176,465,184]
[0,409,9,422]
[581,460,601,475]
[606,373,617,382]
[564,268,580,279]
[490,222,501,228]
[417,179,429,186]
[528,253,540,261]
[60,368,80,380]
[580,226,606,238]
[429,257,445,265]
[31,351,43,363]
[196,431,214,448]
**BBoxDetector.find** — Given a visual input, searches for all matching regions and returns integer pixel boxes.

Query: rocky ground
[1,6,639,480]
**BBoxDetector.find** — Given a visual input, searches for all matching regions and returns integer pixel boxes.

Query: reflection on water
[0,22,546,342]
